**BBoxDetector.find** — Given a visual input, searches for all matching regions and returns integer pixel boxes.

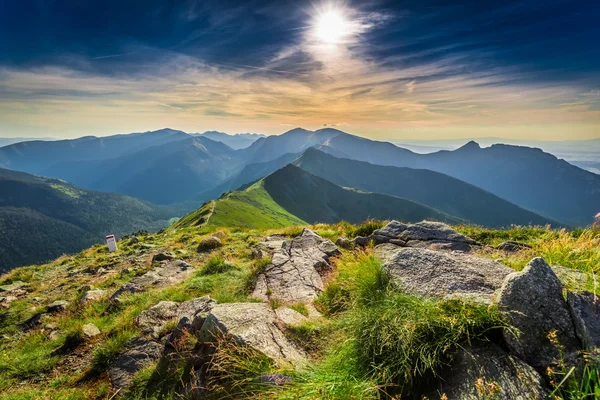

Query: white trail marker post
[106,234,118,253]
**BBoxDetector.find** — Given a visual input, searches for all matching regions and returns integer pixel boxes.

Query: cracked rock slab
[109,337,163,390]
[252,229,340,302]
[384,247,513,303]
[198,303,305,364]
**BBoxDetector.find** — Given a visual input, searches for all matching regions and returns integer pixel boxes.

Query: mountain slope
[0,168,176,270]
[294,148,558,228]
[178,164,462,229]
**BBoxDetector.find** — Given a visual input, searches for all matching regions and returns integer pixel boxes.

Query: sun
[313,7,351,44]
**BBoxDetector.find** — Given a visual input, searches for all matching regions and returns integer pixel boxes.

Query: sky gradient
[0,0,599,140]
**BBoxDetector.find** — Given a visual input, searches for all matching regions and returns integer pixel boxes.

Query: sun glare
[313,7,351,44]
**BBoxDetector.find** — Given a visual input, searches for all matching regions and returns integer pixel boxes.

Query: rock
[0,296,16,308]
[82,323,101,338]
[399,221,475,244]
[497,257,579,368]
[373,243,403,263]
[250,248,264,259]
[335,237,353,249]
[371,220,408,243]
[48,330,62,341]
[44,323,58,331]
[252,229,340,302]
[593,212,600,230]
[552,265,593,291]
[259,235,288,253]
[110,282,145,301]
[496,241,532,253]
[47,300,69,313]
[213,231,228,239]
[275,307,309,327]
[197,303,305,364]
[135,301,180,336]
[80,289,106,305]
[197,237,222,252]
[432,342,548,400]
[109,337,163,390]
[0,281,28,292]
[129,235,139,244]
[352,236,371,246]
[384,248,513,303]
[152,252,176,263]
[260,373,292,386]
[166,296,216,348]
[567,291,600,348]
[20,313,44,331]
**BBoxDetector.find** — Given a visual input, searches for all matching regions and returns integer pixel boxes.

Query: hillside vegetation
[0,168,176,271]
[0,218,598,399]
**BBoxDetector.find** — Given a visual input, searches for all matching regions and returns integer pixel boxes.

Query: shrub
[201,255,238,275]
[348,219,386,238]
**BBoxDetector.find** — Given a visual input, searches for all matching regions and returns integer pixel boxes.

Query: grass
[201,255,238,275]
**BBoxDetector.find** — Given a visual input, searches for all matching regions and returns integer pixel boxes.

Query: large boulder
[360,221,476,251]
[432,342,548,399]
[252,229,340,302]
[384,248,513,303]
[567,291,600,348]
[109,337,163,389]
[197,237,222,252]
[497,258,579,368]
[197,303,305,364]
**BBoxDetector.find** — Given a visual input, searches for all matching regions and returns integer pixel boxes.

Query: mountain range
[0,168,177,271]
[193,131,265,150]
[1,127,598,226]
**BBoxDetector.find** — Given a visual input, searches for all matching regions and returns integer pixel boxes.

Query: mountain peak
[457,140,481,151]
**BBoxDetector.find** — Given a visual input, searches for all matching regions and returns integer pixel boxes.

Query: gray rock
[252,229,340,302]
[152,252,176,263]
[351,236,371,246]
[213,231,228,239]
[552,265,593,291]
[47,300,69,313]
[260,373,292,386]
[399,221,476,244]
[384,248,512,303]
[109,337,163,390]
[0,281,28,292]
[166,296,215,348]
[80,289,106,305]
[496,241,532,253]
[135,301,180,336]
[110,282,145,301]
[258,236,288,253]
[593,212,600,230]
[373,243,403,263]
[497,257,579,368]
[335,237,353,249]
[275,307,308,327]
[433,342,548,400]
[197,303,305,364]
[197,237,222,252]
[372,220,408,241]
[82,323,101,338]
[568,291,600,348]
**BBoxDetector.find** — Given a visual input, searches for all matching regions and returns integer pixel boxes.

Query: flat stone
[152,252,176,263]
[497,257,579,368]
[80,289,106,305]
[198,303,305,364]
[0,281,28,292]
[252,229,340,302]
[275,307,309,326]
[399,221,475,244]
[109,337,163,390]
[432,342,548,400]
[135,301,180,336]
[47,300,69,313]
[384,248,512,303]
[372,220,408,241]
[567,291,600,348]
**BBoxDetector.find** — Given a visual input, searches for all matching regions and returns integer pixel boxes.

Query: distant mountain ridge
[195,131,265,150]
[0,168,177,270]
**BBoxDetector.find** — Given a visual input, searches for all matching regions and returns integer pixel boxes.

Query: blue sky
[0,0,599,139]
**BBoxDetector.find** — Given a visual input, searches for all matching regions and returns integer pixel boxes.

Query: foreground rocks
[109,337,163,389]
[497,258,579,368]
[383,247,513,303]
[567,291,600,348]
[434,342,548,399]
[355,220,477,251]
[252,229,340,302]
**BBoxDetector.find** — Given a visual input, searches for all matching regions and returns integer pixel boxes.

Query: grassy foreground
[0,221,599,399]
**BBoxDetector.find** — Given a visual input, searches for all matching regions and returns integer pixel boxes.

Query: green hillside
[295,148,559,228]
[0,168,177,271]
[177,164,462,229]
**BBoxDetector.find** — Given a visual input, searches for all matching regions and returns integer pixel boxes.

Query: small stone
[352,236,371,246]
[260,373,292,386]
[593,212,600,230]
[129,235,139,244]
[496,241,532,253]
[44,323,58,331]
[82,323,101,338]
[275,307,309,327]
[197,237,222,252]
[80,289,106,305]
[48,330,61,341]
[47,300,69,313]
[335,237,353,249]
[213,231,228,239]
[250,248,264,259]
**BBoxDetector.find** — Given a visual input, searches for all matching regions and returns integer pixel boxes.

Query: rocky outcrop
[567,291,600,348]
[497,258,579,368]
[434,342,547,400]
[252,229,340,302]
[197,303,305,364]
[384,248,513,303]
[135,301,180,336]
[275,307,308,327]
[109,337,163,389]
[357,220,476,251]
[110,259,193,301]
